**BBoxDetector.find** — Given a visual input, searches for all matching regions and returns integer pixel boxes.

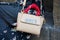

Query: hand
[12,23,17,26]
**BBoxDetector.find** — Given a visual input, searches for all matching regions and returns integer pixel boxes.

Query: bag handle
[23,3,41,16]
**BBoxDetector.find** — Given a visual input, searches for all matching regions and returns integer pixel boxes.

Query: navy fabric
[0,4,31,40]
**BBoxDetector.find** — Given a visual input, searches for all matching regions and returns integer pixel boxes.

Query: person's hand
[12,23,17,26]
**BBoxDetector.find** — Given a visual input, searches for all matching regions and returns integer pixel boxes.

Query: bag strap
[23,3,41,16]
[22,0,26,10]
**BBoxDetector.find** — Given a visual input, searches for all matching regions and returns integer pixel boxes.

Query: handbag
[16,0,44,35]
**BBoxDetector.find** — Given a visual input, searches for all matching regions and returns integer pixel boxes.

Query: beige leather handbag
[16,0,44,35]
[16,11,44,35]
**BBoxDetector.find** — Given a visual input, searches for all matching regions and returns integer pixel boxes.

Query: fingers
[12,23,17,26]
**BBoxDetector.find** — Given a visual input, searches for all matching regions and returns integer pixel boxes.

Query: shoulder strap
[22,0,26,10]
